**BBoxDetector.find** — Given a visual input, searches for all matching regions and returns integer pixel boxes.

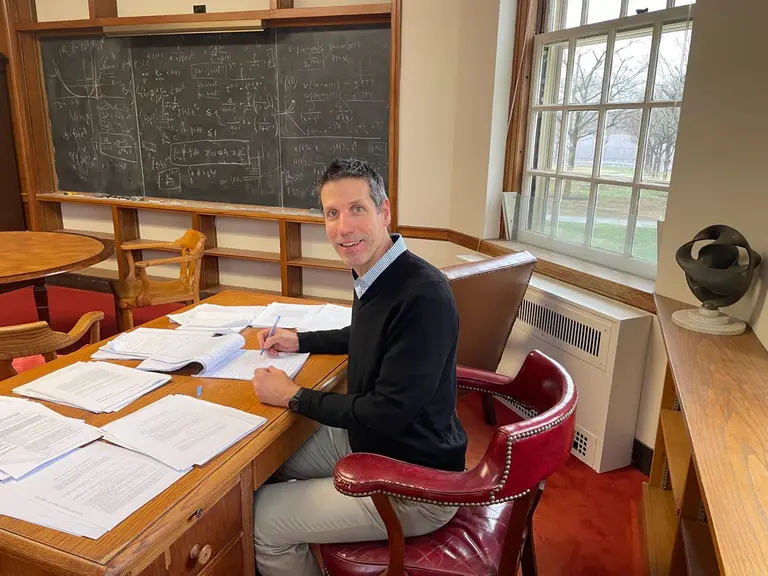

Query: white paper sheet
[295,304,352,332]
[13,362,172,413]
[251,302,324,329]
[92,328,217,360]
[0,441,186,537]
[0,400,102,479]
[196,350,310,381]
[100,395,266,472]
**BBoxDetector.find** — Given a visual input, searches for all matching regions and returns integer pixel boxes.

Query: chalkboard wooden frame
[4,1,401,302]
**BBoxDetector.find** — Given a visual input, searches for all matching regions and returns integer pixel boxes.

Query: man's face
[320,177,391,273]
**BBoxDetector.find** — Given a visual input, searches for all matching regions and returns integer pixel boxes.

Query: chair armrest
[67,311,104,345]
[120,241,183,252]
[134,254,197,268]
[457,365,516,397]
[334,453,498,506]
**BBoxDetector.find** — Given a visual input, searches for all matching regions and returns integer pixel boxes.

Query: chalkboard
[40,24,390,209]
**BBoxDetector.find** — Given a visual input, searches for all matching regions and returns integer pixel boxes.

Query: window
[509,0,694,279]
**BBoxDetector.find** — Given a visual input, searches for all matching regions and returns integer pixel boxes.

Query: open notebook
[135,333,246,373]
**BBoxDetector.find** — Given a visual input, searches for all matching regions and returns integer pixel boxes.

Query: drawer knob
[193,507,203,519]
[190,543,213,565]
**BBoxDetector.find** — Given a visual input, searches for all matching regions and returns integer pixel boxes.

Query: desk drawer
[168,483,242,576]
[200,538,243,576]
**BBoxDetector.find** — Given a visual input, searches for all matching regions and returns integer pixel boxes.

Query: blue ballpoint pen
[261,315,281,356]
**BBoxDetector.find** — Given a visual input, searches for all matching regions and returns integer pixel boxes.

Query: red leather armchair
[319,350,578,576]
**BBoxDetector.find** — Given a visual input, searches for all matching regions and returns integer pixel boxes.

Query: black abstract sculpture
[673,225,762,334]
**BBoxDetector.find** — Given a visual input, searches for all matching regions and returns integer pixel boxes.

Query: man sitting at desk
[251,158,467,576]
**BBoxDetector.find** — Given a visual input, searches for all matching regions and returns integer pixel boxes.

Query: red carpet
[0,285,647,575]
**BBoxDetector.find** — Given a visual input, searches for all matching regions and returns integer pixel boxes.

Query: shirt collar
[353,234,407,298]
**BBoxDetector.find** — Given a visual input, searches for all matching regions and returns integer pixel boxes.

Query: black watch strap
[289,388,304,412]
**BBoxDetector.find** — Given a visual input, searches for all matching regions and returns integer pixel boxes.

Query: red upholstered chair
[319,350,578,576]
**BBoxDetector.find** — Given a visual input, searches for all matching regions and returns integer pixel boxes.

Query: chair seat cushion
[321,502,515,576]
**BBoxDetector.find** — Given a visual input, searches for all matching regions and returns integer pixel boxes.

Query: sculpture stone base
[671,306,746,336]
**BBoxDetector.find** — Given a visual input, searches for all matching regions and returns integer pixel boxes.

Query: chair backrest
[442,252,536,373]
[479,350,577,503]
[175,229,206,290]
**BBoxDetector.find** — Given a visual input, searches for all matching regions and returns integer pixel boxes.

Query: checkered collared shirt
[353,234,407,299]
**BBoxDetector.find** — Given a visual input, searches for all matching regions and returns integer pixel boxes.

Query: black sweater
[296,250,468,472]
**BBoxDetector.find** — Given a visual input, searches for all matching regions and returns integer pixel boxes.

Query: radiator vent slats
[518,298,603,358]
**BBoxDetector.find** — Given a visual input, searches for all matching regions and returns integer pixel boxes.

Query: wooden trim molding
[388,0,402,232]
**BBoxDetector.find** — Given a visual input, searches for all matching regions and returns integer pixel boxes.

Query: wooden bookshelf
[205,247,281,263]
[642,484,676,576]
[288,257,349,271]
[642,295,768,575]
[659,409,691,510]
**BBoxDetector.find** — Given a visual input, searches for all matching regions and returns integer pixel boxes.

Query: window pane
[608,28,652,103]
[565,0,584,29]
[538,42,569,105]
[642,107,679,184]
[525,177,556,235]
[592,184,631,253]
[674,0,694,6]
[632,189,669,262]
[532,111,562,172]
[557,180,590,245]
[564,109,598,175]
[653,22,692,101]
[570,36,607,104]
[627,0,668,15]
[587,0,620,25]
[600,109,642,179]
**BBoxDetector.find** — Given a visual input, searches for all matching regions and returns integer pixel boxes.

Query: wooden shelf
[53,228,114,243]
[35,193,325,224]
[680,518,719,576]
[15,4,391,32]
[205,247,280,263]
[642,483,676,576]
[660,409,691,510]
[288,257,349,271]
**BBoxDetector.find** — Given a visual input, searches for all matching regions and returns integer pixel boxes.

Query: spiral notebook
[195,350,310,381]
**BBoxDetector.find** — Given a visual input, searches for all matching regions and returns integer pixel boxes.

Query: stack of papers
[169,304,267,333]
[197,350,310,380]
[0,396,102,479]
[0,441,186,539]
[92,327,219,361]
[251,302,352,331]
[12,362,172,413]
[295,304,352,332]
[136,333,246,373]
[100,395,267,472]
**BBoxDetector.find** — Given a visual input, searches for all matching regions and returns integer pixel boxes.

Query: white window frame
[517,3,694,279]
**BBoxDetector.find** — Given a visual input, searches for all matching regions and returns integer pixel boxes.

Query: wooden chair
[0,312,104,381]
[110,229,206,332]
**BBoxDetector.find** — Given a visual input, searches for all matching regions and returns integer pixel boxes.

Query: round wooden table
[0,231,113,324]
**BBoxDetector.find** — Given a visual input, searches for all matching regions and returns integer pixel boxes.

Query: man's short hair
[317,159,387,212]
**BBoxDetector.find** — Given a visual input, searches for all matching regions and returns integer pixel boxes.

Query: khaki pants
[252,425,457,576]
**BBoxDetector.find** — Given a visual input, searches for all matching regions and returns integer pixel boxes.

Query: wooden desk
[0,231,112,324]
[0,290,348,576]
[642,295,768,575]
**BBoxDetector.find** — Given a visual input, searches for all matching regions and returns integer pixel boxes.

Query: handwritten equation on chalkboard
[40,25,390,209]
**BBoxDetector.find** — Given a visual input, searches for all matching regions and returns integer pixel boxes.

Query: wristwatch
[288,388,304,412]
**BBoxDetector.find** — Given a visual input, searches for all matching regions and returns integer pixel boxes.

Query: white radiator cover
[496,272,653,473]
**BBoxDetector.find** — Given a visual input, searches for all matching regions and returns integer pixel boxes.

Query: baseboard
[632,440,653,476]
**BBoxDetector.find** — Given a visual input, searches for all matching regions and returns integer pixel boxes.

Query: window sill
[480,239,657,313]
